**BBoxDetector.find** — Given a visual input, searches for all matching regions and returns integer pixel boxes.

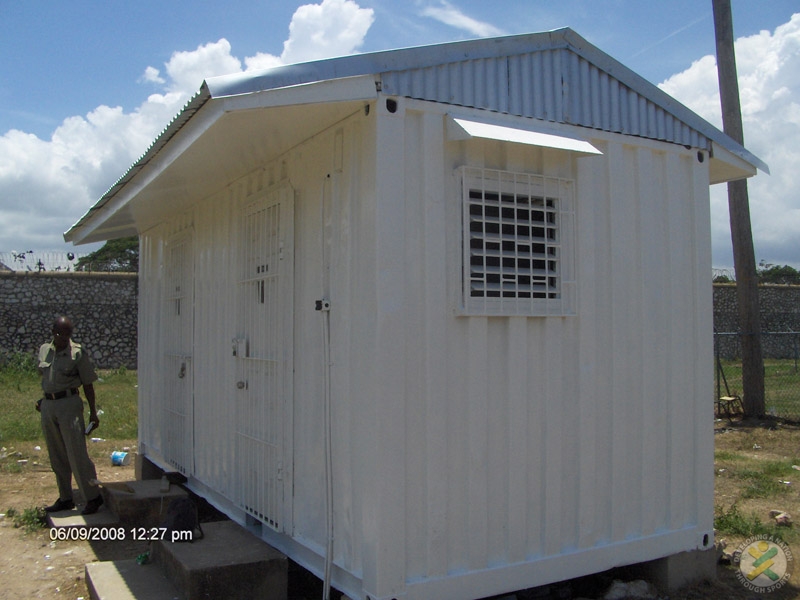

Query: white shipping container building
[67,29,766,600]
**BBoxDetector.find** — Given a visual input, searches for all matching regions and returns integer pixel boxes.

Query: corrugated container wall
[137,95,714,600]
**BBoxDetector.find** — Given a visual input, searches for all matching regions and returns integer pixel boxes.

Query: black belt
[44,388,80,400]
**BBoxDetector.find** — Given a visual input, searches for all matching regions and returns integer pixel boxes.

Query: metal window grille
[460,166,575,316]
[235,188,289,531]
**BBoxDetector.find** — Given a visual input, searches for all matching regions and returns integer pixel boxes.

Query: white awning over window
[447,116,602,156]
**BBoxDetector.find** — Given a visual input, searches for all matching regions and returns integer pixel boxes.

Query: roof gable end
[205,28,766,175]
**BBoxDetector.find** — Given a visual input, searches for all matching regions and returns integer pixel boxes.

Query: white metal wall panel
[381,47,709,151]
[136,99,714,600]
[375,105,713,599]
[191,188,237,499]
[162,230,194,475]
[137,228,164,457]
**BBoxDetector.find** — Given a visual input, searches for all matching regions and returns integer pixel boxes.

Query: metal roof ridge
[204,28,574,99]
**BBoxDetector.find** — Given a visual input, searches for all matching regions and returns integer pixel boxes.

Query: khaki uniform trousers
[40,394,99,503]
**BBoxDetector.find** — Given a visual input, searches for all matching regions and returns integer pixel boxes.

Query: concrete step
[85,558,183,600]
[47,504,118,530]
[150,520,288,600]
[100,479,188,528]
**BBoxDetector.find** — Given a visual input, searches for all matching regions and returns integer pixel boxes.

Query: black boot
[81,495,104,515]
[44,498,75,512]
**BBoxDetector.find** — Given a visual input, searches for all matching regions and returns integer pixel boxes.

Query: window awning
[447,116,602,156]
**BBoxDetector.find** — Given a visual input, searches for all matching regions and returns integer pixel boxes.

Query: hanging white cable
[320,300,334,600]
[319,173,335,600]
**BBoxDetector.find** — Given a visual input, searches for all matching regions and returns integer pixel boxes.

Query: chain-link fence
[714,331,800,421]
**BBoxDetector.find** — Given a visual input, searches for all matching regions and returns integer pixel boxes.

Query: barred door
[234,184,294,531]
[163,232,194,474]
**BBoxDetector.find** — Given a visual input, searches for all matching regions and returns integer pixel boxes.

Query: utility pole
[712,0,765,418]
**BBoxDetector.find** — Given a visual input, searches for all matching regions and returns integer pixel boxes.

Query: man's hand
[87,411,100,432]
[84,383,100,433]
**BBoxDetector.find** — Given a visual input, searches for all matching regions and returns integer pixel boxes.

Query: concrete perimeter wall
[0,271,138,369]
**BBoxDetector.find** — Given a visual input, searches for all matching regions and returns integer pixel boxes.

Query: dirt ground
[0,438,145,600]
[2,424,800,600]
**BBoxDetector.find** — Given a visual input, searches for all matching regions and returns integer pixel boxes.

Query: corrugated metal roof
[65,27,767,244]
[65,90,210,240]
[204,27,765,170]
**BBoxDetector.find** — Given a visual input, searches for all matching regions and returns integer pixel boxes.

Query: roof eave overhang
[65,75,378,245]
[709,141,760,185]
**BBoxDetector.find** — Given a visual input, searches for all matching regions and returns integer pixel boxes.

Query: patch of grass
[94,369,139,439]
[717,358,800,419]
[0,350,38,375]
[0,369,41,443]
[729,458,798,499]
[714,504,788,542]
[715,450,746,461]
[0,362,138,443]
[5,506,47,534]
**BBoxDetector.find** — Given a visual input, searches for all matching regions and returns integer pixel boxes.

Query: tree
[75,237,139,272]
[758,263,800,285]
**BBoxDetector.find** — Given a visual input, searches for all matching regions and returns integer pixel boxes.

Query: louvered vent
[460,167,576,316]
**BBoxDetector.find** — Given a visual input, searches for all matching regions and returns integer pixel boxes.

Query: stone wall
[2,275,797,368]
[0,271,137,369]
[713,283,800,359]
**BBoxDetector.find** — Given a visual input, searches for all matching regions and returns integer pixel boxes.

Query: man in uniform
[37,316,104,515]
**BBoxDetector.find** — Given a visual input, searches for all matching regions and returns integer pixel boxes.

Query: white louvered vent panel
[460,167,576,316]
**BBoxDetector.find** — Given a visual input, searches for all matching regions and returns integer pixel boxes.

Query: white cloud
[243,0,374,71]
[281,0,374,64]
[420,0,505,38]
[244,52,285,72]
[659,14,800,268]
[161,39,243,96]
[141,66,165,85]
[0,0,375,252]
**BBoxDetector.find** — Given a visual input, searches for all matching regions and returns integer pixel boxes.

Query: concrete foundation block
[100,479,188,529]
[638,547,717,591]
[85,559,181,600]
[151,519,287,600]
[134,452,164,480]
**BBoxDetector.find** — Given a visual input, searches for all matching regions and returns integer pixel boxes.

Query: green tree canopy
[75,237,139,272]
[757,263,800,285]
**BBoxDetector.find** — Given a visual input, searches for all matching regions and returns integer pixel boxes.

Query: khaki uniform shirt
[38,340,98,394]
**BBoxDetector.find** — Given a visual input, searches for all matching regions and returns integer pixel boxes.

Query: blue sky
[1,0,798,270]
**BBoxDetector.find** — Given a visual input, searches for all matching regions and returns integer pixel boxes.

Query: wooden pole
[712,0,765,417]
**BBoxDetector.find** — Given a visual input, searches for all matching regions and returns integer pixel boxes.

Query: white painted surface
[448,116,601,155]
[135,98,714,600]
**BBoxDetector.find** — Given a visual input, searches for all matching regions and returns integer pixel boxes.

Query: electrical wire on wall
[319,298,334,600]
[318,172,334,600]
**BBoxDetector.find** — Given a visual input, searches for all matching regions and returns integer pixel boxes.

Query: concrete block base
[86,559,181,600]
[100,479,188,529]
[151,520,287,600]
[134,452,164,480]
[637,547,717,591]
